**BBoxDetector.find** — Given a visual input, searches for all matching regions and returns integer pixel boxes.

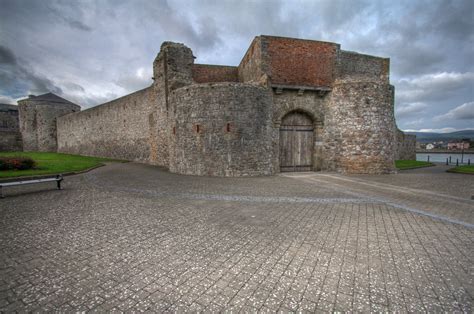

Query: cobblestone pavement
[0,163,472,312]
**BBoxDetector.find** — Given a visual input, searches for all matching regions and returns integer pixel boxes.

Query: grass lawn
[395,160,433,170]
[0,152,122,179]
[447,165,474,174]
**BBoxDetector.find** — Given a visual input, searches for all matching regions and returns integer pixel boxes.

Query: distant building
[426,143,435,150]
[448,140,470,150]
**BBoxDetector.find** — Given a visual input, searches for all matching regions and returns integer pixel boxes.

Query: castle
[0,35,416,176]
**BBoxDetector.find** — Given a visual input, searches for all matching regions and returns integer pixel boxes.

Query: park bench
[0,174,63,198]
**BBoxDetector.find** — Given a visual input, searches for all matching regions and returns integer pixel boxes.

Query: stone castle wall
[169,83,275,176]
[271,90,326,171]
[57,87,157,162]
[19,99,79,152]
[325,81,396,174]
[44,36,413,176]
[395,129,417,160]
[0,104,22,151]
[152,42,195,166]
[192,64,239,83]
[238,37,266,83]
[337,51,390,82]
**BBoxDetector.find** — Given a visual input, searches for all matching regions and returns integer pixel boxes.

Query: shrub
[0,157,36,170]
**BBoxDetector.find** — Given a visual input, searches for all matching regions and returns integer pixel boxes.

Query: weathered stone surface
[272,90,326,171]
[18,94,80,152]
[395,128,417,160]
[337,50,390,83]
[325,81,397,174]
[57,88,156,162]
[238,37,266,83]
[169,83,275,176]
[0,104,22,151]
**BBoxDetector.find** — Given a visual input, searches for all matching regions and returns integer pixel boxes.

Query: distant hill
[405,130,474,143]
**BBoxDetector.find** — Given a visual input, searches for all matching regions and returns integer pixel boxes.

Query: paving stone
[0,163,472,311]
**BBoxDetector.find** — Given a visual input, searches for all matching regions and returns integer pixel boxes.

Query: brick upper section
[192,64,239,83]
[263,36,339,88]
[197,36,390,87]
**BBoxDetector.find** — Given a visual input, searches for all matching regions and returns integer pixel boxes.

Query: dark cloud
[0,45,62,98]
[0,46,17,65]
[0,0,472,130]
[46,3,92,31]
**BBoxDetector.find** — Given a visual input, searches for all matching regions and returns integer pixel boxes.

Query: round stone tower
[18,93,80,152]
[324,81,396,174]
[168,83,276,176]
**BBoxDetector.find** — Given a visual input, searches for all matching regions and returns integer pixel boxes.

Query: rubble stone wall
[337,50,390,83]
[0,104,22,151]
[238,37,266,83]
[325,81,396,174]
[19,100,79,152]
[169,83,275,176]
[395,129,417,160]
[57,88,156,162]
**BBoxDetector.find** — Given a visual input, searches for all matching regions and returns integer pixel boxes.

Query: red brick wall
[192,64,239,83]
[264,36,338,87]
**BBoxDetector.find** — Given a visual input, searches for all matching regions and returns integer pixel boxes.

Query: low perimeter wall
[57,87,156,162]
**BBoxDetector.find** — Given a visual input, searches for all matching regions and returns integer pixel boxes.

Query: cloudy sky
[0,0,472,132]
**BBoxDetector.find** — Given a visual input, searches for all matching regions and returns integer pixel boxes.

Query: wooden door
[279,112,313,172]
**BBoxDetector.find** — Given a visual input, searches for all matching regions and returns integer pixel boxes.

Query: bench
[0,175,63,198]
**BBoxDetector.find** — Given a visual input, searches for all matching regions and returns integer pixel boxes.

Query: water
[416,153,474,164]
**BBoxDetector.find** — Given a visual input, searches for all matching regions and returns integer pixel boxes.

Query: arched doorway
[279,111,314,172]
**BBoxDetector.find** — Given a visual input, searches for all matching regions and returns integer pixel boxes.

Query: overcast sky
[0,0,472,132]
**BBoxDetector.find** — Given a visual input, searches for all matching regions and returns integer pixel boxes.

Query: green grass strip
[447,165,474,174]
[0,152,123,179]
